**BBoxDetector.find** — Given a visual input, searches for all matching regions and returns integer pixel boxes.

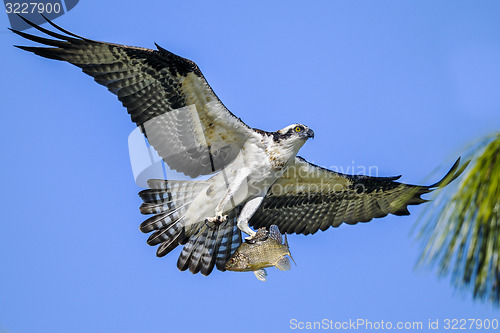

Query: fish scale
[224,225,295,281]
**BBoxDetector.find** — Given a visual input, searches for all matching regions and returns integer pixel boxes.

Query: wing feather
[250,156,468,235]
[11,16,256,177]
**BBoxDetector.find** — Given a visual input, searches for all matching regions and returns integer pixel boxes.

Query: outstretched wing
[250,156,467,235]
[11,16,255,177]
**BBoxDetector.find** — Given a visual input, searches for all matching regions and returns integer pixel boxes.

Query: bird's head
[274,124,315,146]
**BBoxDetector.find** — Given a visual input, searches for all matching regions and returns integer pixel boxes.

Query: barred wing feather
[11,16,254,177]
[250,156,467,235]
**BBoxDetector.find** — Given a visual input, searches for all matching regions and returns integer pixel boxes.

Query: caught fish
[224,225,295,281]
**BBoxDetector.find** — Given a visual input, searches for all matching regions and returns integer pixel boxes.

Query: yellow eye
[294,126,302,133]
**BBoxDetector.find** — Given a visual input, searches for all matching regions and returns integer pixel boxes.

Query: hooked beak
[306,128,315,139]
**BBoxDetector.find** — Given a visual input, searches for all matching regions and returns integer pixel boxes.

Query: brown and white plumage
[250,156,467,235]
[12,16,468,277]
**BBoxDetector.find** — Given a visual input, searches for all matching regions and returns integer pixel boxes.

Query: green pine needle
[417,133,500,306]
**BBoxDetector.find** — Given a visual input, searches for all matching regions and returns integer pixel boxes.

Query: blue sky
[1,1,500,332]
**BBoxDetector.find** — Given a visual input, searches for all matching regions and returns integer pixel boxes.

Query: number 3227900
[443,318,498,330]
[5,2,62,14]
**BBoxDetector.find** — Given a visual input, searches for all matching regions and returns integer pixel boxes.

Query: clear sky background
[1,1,500,332]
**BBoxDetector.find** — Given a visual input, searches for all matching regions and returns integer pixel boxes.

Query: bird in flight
[11,16,467,277]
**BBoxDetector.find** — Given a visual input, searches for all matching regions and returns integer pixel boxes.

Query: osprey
[11,17,466,276]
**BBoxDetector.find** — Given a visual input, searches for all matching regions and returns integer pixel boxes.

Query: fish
[224,224,295,281]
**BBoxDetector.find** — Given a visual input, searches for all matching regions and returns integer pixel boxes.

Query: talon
[244,231,257,242]
[204,219,215,229]
[205,216,217,224]
[205,214,228,227]
[245,236,256,243]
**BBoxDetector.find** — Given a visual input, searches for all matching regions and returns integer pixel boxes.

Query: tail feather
[156,228,185,257]
[192,227,222,274]
[138,189,198,206]
[189,228,213,274]
[139,179,242,276]
[139,180,208,215]
[199,216,241,276]
[177,227,207,274]
[139,180,206,253]
[140,212,172,233]
[216,217,242,271]
[147,218,184,246]
[199,229,222,276]
[139,180,208,218]
[145,179,210,192]
[140,199,194,219]
[177,211,242,276]
[177,233,197,272]
[177,227,209,273]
